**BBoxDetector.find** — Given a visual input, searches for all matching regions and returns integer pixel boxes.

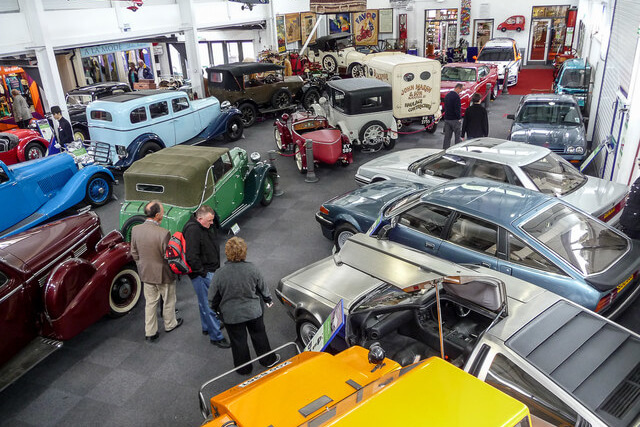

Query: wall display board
[301,12,318,44]
[285,13,301,43]
[424,8,459,56]
[379,8,393,33]
[276,15,286,52]
[353,10,379,45]
[460,0,471,36]
[328,13,351,34]
[310,0,365,13]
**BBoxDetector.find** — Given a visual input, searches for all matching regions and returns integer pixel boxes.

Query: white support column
[19,0,69,118]
[177,0,204,99]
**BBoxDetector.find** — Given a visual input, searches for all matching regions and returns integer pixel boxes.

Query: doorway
[473,19,494,51]
[530,19,551,61]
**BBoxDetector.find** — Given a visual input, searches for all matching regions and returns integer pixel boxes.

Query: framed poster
[353,9,378,45]
[276,15,286,52]
[399,13,407,39]
[285,13,301,43]
[379,8,393,33]
[328,13,351,34]
[300,12,317,44]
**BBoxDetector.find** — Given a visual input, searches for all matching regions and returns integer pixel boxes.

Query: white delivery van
[361,53,441,132]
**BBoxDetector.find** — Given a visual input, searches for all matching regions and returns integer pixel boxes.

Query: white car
[312,78,398,151]
[476,38,522,86]
[306,33,369,77]
[354,138,628,224]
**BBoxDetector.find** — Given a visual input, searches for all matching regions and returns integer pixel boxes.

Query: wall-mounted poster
[328,13,351,34]
[300,12,317,44]
[460,0,471,36]
[379,8,393,33]
[285,13,301,43]
[276,15,286,52]
[310,0,365,13]
[353,9,378,45]
[399,13,407,39]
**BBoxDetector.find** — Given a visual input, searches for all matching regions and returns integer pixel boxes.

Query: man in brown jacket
[130,200,183,341]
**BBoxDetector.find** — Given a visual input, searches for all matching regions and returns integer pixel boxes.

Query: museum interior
[0,0,639,426]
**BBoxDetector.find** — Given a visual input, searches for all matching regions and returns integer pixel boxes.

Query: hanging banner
[379,8,393,34]
[276,15,286,52]
[300,12,318,44]
[328,13,351,34]
[285,13,301,43]
[310,0,365,14]
[353,10,378,46]
[461,0,471,36]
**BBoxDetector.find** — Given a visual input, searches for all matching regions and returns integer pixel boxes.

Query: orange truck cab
[200,345,531,427]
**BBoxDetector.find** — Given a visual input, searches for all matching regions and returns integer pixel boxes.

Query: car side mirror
[507,114,515,120]
[376,216,398,240]
[221,100,231,109]
[281,113,290,122]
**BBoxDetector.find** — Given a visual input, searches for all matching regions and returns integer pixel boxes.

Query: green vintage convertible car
[119,145,277,239]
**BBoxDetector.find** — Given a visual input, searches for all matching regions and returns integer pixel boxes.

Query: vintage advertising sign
[276,15,286,53]
[354,10,378,46]
[285,13,301,43]
[310,0,365,13]
[304,299,344,352]
[328,13,351,34]
[301,12,318,44]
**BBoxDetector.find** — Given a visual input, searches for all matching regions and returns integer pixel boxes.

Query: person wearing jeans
[183,206,230,348]
[442,83,463,149]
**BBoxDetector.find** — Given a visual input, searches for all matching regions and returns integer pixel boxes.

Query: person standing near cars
[462,93,489,139]
[209,237,279,375]
[620,174,640,239]
[11,89,31,129]
[443,83,463,149]
[183,206,230,349]
[50,105,73,145]
[137,60,153,80]
[131,200,183,342]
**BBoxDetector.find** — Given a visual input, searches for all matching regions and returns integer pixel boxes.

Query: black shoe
[219,322,225,330]
[145,332,159,342]
[236,365,253,376]
[265,354,281,368]
[211,338,231,348]
[166,318,183,332]
[202,330,208,336]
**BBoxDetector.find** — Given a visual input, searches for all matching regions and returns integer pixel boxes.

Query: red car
[274,111,353,173]
[498,15,525,32]
[0,212,141,391]
[0,128,49,165]
[440,62,499,116]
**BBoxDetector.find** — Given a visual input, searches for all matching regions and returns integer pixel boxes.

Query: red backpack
[165,232,192,275]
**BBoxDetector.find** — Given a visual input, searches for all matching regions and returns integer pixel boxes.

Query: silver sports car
[354,138,628,224]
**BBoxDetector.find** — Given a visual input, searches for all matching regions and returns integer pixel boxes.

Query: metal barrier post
[267,150,284,196]
[304,139,318,183]
[485,83,491,110]
[502,68,510,95]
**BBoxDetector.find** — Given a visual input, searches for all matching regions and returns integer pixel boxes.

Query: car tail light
[598,194,628,222]
[319,205,330,215]
[595,270,637,312]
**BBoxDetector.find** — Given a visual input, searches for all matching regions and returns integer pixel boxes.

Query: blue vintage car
[0,154,115,237]
[86,90,243,170]
[315,178,640,319]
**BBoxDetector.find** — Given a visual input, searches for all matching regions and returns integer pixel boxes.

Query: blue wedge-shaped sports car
[0,154,115,237]
[315,178,640,319]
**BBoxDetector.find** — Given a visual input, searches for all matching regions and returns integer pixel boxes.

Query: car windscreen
[477,47,514,62]
[516,101,582,125]
[383,190,425,217]
[521,154,586,196]
[355,283,415,311]
[559,69,588,89]
[441,67,476,82]
[67,94,93,106]
[521,203,628,276]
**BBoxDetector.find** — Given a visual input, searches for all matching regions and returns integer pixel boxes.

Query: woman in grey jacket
[11,89,31,129]
[208,237,279,375]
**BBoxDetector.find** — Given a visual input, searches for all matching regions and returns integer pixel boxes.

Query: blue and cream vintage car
[0,154,115,237]
[86,90,243,170]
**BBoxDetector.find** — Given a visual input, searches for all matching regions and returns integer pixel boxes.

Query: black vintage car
[66,82,132,140]
[206,62,321,127]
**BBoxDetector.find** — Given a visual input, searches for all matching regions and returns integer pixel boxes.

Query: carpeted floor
[508,68,555,95]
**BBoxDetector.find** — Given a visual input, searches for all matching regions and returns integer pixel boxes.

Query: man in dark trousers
[443,83,463,149]
[183,205,230,348]
[462,93,489,139]
[50,105,74,145]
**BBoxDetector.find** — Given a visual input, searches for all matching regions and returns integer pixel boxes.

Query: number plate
[617,275,634,293]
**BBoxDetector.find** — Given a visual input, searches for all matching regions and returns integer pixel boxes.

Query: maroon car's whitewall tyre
[294,144,306,173]
[108,267,142,317]
[491,84,499,100]
[274,127,284,151]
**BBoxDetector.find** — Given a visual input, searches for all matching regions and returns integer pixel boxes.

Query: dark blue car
[316,178,640,318]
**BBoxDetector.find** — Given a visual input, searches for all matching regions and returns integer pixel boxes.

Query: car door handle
[481,262,491,267]
[502,266,512,274]
[425,242,435,249]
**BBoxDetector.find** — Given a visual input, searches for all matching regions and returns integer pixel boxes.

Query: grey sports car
[276,233,640,427]
[354,138,628,224]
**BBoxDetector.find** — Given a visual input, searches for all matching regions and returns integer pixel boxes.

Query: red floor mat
[508,68,555,95]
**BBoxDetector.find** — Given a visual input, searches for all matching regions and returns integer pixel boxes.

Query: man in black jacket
[51,105,74,145]
[442,83,463,149]
[462,93,489,139]
[183,206,230,348]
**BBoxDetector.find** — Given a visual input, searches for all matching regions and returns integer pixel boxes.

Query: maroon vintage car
[439,62,499,116]
[274,111,353,173]
[0,212,141,391]
[0,128,50,165]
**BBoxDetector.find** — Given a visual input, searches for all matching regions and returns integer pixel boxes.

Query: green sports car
[119,145,277,239]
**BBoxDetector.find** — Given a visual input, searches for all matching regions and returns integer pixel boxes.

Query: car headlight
[567,146,575,154]
[116,145,128,158]
[575,146,585,154]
